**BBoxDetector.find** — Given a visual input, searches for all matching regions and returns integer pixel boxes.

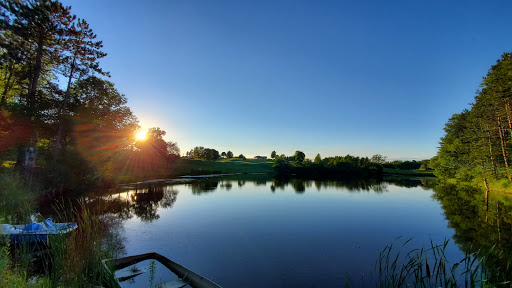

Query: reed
[376,238,511,288]
[42,200,120,287]
[0,173,37,222]
[0,198,120,287]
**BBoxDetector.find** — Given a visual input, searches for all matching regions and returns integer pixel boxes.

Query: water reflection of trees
[384,177,437,189]
[187,175,434,195]
[270,178,390,194]
[130,186,164,221]
[432,182,512,282]
[87,184,179,222]
[190,180,219,195]
[101,214,127,258]
[220,182,233,190]
[130,185,178,222]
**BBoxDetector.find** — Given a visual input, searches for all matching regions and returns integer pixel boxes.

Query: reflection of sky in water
[117,179,461,288]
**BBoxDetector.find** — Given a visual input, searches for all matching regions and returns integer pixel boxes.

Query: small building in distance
[254,156,267,160]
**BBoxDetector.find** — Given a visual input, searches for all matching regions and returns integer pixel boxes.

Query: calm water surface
[106,177,464,287]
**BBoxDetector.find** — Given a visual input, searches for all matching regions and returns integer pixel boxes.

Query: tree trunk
[28,38,45,115]
[497,115,510,170]
[487,128,497,174]
[497,202,501,242]
[24,39,44,177]
[483,177,490,212]
[506,102,512,137]
[54,55,76,159]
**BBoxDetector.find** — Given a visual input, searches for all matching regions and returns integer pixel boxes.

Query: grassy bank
[486,179,512,196]
[118,160,438,184]
[114,158,275,183]
[0,172,119,287]
[174,158,274,175]
[383,168,436,177]
[439,177,512,198]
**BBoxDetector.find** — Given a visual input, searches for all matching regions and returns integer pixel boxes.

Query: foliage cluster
[0,0,181,193]
[0,1,179,286]
[272,151,383,179]
[432,53,512,187]
[186,146,221,161]
[383,159,431,171]
[186,147,247,161]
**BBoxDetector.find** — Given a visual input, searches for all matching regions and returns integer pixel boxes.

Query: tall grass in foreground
[0,244,30,287]
[376,238,511,288]
[42,201,120,287]
[0,173,37,222]
[1,199,120,287]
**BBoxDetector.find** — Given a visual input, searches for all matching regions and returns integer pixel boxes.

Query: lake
[97,176,510,287]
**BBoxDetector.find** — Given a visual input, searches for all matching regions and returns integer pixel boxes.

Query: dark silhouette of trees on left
[0,1,179,193]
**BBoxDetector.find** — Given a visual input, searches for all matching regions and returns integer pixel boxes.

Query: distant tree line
[272,151,383,179]
[186,147,220,161]
[186,147,246,161]
[383,159,431,171]
[431,52,512,186]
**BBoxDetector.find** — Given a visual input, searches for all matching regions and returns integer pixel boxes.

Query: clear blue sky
[62,0,512,160]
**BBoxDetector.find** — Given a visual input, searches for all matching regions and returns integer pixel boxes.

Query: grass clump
[0,242,53,288]
[42,202,121,287]
[0,173,38,221]
[0,244,28,287]
[383,168,436,177]
[0,199,120,287]
[376,238,510,288]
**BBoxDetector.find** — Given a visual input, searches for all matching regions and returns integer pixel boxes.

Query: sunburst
[136,130,147,140]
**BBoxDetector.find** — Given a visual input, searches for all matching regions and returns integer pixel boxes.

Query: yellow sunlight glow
[136,130,147,140]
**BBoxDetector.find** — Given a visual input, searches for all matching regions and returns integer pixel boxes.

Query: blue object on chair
[23,223,43,232]
[44,218,55,230]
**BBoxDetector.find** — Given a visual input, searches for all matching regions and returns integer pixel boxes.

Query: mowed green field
[171,158,275,176]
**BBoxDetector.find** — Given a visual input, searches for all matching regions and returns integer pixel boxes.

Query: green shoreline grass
[114,158,276,183]
[439,177,512,199]
[383,168,436,177]
[115,159,439,183]
[174,158,275,175]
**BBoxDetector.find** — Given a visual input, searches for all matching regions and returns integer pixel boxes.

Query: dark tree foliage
[273,153,383,179]
[383,160,424,170]
[187,146,220,161]
[432,53,512,184]
[0,0,165,194]
[54,17,109,155]
[135,127,168,162]
[294,150,305,163]
[0,0,74,116]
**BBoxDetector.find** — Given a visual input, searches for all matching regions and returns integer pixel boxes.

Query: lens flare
[136,130,146,140]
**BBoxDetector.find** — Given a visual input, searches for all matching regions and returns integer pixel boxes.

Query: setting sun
[136,130,147,140]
